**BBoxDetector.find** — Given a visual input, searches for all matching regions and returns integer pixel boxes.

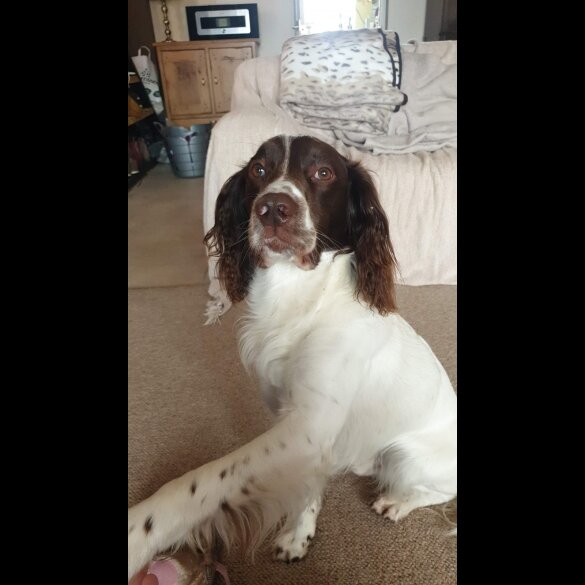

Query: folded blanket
[280,29,407,136]
[337,41,457,154]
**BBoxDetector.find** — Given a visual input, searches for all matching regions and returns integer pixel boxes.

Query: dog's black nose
[255,193,298,226]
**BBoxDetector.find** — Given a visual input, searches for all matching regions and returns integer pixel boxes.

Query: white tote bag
[131,46,164,115]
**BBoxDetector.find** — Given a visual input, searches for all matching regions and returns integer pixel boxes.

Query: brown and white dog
[128,135,457,580]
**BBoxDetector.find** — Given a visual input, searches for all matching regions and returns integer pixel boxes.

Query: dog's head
[204,135,397,314]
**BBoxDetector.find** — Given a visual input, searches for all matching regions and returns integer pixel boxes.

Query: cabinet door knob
[201,78,206,86]
[214,77,219,85]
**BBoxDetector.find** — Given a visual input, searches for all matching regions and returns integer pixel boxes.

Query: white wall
[148,0,295,57]
[255,0,296,56]
[385,0,426,42]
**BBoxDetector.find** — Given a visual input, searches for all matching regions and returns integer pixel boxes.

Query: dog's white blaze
[281,135,291,174]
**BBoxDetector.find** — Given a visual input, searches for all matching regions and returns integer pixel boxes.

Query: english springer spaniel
[128,135,457,580]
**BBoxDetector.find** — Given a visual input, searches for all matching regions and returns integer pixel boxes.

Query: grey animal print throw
[280,29,407,136]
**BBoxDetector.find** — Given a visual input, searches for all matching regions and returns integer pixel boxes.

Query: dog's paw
[273,500,320,563]
[372,496,409,522]
[273,529,313,563]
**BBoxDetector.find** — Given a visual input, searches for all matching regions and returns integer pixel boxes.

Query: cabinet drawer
[160,49,212,117]
[209,46,254,113]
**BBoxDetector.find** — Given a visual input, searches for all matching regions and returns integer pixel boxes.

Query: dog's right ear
[204,168,254,303]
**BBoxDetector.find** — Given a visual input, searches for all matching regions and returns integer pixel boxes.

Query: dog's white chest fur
[239,252,456,475]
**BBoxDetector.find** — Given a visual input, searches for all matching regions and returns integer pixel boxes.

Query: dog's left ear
[346,162,397,315]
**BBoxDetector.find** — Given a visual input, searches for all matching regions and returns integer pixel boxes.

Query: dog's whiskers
[316,231,343,250]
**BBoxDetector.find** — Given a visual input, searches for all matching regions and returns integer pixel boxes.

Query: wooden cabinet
[154,40,258,126]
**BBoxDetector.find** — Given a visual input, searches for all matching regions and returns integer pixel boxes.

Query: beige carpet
[128,164,457,584]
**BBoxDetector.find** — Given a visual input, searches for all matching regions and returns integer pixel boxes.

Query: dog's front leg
[128,456,220,580]
[128,408,344,581]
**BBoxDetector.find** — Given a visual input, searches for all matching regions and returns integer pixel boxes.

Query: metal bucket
[155,123,211,178]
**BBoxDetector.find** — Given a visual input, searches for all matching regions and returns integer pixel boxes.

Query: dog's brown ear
[204,169,253,303]
[346,162,397,315]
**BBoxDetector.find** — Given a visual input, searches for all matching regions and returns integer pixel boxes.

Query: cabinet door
[209,46,254,114]
[160,49,212,117]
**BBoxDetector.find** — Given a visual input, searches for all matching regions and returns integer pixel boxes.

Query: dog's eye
[312,167,333,181]
[252,163,266,178]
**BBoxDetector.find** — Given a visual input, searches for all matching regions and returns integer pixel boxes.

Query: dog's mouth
[252,225,318,270]
[261,226,295,251]
[264,237,294,254]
